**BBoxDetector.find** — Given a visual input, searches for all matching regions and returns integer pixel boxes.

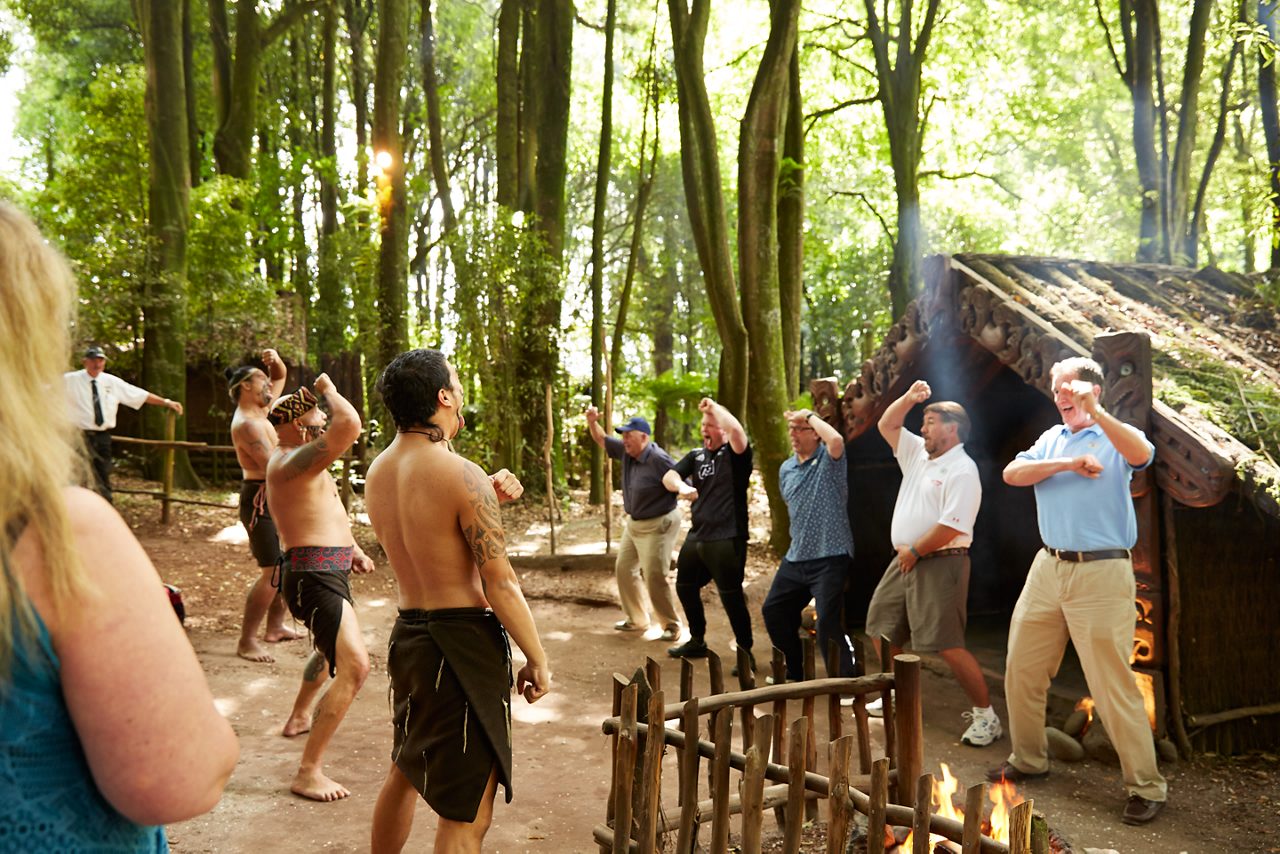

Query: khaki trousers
[1004,549,1167,802]
[616,507,682,629]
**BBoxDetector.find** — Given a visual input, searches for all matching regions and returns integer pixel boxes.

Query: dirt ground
[109,478,1278,853]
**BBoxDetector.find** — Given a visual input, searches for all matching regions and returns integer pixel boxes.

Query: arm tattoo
[461,463,506,569]
[282,436,331,478]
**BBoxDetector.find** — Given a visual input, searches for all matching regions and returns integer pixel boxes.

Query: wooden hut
[815,253,1280,755]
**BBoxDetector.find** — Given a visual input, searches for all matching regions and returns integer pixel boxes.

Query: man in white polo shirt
[865,379,1000,746]
[65,345,184,502]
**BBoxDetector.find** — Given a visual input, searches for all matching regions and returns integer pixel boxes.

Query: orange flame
[894,764,1024,851]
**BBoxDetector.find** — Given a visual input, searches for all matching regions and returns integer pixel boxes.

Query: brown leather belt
[1046,547,1131,563]
[919,547,969,561]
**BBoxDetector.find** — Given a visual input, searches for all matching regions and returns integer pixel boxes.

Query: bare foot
[282,712,312,738]
[264,626,301,643]
[237,641,274,663]
[290,769,350,802]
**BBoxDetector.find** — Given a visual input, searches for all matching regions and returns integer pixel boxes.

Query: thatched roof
[815,253,1280,519]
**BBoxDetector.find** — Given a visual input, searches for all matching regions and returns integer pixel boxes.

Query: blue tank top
[0,595,168,853]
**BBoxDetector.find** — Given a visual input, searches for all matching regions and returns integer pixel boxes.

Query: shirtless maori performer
[365,349,551,853]
[266,373,376,802]
[227,348,299,662]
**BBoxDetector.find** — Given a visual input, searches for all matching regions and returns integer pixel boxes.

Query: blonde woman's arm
[22,488,239,825]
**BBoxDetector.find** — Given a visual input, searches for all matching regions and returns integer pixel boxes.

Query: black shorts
[239,480,283,567]
[388,608,514,822]
[277,546,354,677]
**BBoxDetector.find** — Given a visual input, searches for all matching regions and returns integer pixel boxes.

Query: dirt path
[113,483,1275,853]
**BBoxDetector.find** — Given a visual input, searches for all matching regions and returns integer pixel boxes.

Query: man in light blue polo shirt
[990,356,1167,827]
[762,408,856,681]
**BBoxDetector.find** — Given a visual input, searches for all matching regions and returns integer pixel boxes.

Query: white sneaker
[865,694,889,717]
[961,707,1003,747]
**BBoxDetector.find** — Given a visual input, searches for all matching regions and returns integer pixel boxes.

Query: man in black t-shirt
[662,398,755,670]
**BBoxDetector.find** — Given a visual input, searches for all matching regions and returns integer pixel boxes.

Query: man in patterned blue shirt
[762,408,856,681]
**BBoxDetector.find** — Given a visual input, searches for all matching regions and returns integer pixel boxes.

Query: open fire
[887,764,1025,852]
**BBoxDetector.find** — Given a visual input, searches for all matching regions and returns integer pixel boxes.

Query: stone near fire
[1062,709,1089,738]
[1046,726,1085,761]
[1081,715,1120,766]
[1156,737,1179,763]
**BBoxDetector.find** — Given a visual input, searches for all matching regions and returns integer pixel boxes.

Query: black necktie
[91,378,104,427]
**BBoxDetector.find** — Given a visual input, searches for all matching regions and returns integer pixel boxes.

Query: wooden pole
[613,683,639,854]
[607,675,626,826]
[645,656,662,694]
[894,654,923,808]
[544,383,556,554]
[825,736,854,854]
[782,718,807,854]
[802,637,817,821]
[676,699,700,852]
[867,757,889,854]
[709,707,733,853]
[738,646,756,752]
[770,647,788,830]
[1008,800,1034,854]
[161,409,176,524]
[852,692,873,775]
[739,745,766,853]
[962,783,985,853]
[1161,492,1193,757]
[637,690,665,853]
[603,331,614,554]
[912,772,934,854]
[708,649,725,696]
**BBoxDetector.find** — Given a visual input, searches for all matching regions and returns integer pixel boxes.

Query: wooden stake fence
[596,648,1048,854]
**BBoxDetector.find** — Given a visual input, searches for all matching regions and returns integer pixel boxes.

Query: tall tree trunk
[738,0,800,552]
[315,0,343,360]
[137,0,198,487]
[344,0,372,198]
[652,262,676,450]
[496,0,520,209]
[421,0,457,234]
[1260,1,1280,267]
[1186,0,1245,264]
[777,47,804,400]
[864,0,940,318]
[587,0,616,505]
[1165,0,1214,265]
[374,0,410,420]
[667,0,747,415]
[183,0,202,186]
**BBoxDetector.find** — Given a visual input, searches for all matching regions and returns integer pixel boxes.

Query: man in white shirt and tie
[64,345,184,502]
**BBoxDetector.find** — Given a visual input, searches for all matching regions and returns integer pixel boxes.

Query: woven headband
[268,387,318,425]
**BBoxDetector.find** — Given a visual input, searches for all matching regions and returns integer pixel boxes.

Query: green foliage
[186,176,279,366]
[1155,348,1280,458]
[639,370,715,428]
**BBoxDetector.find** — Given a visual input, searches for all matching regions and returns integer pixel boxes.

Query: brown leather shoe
[1121,795,1165,825]
[984,761,1049,784]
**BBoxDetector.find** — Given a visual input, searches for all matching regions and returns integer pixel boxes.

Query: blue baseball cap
[615,416,651,435]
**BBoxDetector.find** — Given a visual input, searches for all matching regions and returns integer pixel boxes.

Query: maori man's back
[366,349,550,854]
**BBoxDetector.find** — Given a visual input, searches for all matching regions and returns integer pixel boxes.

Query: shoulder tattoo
[461,463,506,569]
[282,436,331,478]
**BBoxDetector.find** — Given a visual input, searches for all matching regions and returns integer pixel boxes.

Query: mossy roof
[950,253,1280,515]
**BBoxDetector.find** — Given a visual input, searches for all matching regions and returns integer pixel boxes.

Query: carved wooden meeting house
[813,253,1280,756]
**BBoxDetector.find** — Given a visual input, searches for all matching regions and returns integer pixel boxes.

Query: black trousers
[674,536,753,650]
[83,430,114,503]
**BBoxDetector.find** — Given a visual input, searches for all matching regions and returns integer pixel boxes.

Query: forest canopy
[1,0,1277,549]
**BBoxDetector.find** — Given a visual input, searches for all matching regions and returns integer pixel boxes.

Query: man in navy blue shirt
[586,408,682,641]
[762,408,856,681]
[990,356,1167,827]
